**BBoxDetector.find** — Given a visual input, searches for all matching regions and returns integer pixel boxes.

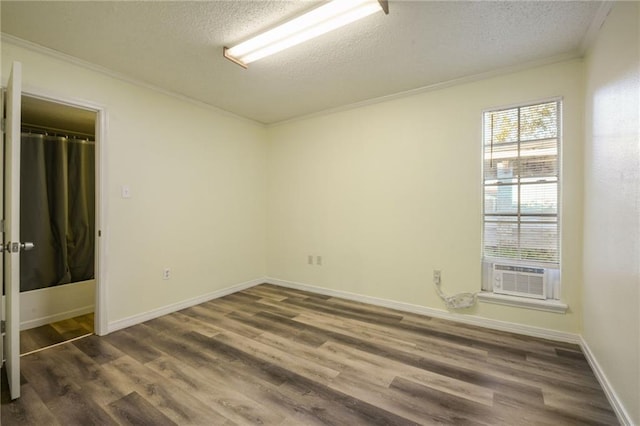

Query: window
[481,100,561,303]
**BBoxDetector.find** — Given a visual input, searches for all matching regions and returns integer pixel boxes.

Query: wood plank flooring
[20,313,94,355]
[1,284,618,425]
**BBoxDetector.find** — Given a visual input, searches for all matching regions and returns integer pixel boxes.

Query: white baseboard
[265,277,581,344]
[21,305,95,331]
[107,277,265,333]
[19,280,96,330]
[580,336,633,426]
[266,278,632,424]
[102,276,630,425]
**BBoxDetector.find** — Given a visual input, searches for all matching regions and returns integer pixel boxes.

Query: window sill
[477,292,568,314]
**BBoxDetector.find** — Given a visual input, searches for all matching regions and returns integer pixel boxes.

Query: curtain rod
[22,122,95,140]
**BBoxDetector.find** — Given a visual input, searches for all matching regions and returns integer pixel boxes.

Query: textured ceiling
[1,1,603,124]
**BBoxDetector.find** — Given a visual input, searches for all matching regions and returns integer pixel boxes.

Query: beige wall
[267,59,584,333]
[1,41,268,326]
[583,3,640,424]
[3,6,638,422]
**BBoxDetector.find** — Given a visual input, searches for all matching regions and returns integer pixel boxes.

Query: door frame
[19,87,108,336]
[1,88,4,365]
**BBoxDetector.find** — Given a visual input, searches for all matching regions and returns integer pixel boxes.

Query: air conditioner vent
[493,264,546,299]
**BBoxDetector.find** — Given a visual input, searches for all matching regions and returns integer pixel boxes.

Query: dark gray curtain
[20,133,95,292]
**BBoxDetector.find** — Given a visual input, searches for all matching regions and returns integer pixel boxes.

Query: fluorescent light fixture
[224,0,389,68]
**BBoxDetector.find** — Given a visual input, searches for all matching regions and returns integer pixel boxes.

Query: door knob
[0,242,35,252]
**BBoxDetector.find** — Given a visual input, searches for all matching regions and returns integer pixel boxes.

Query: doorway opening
[18,94,99,354]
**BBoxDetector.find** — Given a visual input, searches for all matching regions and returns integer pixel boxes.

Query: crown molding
[579,1,615,55]
[2,30,590,130]
[268,51,582,128]
[1,33,265,128]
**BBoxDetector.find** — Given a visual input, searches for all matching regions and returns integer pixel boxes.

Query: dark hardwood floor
[20,313,94,355]
[1,284,618,425]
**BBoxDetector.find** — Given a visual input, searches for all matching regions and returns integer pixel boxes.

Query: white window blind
[482,100,560,265]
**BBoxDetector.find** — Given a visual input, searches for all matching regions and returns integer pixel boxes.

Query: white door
[4,61,26,400]
[0,87,3,386]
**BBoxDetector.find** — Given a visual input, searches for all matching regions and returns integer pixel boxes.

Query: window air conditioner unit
[493,264,546,299]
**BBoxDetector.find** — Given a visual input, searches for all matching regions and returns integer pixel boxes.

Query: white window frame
[479,98,567,313]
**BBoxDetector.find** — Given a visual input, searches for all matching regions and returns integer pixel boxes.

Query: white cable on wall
[433,274,477,309]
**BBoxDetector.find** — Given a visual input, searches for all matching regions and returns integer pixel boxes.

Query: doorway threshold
[20,332,93,357]
[20,312,94,355]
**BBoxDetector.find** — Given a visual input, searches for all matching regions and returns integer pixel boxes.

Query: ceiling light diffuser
[224,0,389,68]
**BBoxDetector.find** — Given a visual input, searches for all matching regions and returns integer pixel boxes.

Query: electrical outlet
[163,268,171,280]
[433,269,441,285]
[316,255,322,266]
[308,255,313,265]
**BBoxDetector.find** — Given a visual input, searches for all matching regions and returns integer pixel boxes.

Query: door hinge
[1,321,5,334]
[1,118,5,133]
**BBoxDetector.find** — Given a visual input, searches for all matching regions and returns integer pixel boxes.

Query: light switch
[121,185,131,199]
